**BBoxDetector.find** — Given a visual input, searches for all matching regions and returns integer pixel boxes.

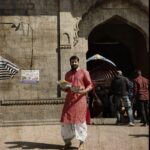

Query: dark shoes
[62,140,85,150]
[116,120,121,125]
[62,142,72,150]
[140,123,148,126]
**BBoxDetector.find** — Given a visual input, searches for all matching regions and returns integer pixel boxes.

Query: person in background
[134,70,149,126]
[60,55,93,150]
[110,70,135,126]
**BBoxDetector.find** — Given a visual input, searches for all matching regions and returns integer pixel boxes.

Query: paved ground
[0,124,149,150]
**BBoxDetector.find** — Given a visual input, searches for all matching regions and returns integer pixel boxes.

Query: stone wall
[0,0,61,125]
[0,98,64,126]
[0,0,58,100]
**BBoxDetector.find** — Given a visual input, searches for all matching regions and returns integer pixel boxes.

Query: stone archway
[86,15,148,118]
[76,0,149,118]
[77,0,149,77]
[87,15,148,77]
[79,0,148,41]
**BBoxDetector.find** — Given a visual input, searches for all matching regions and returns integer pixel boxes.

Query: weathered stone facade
[0,0,149,125]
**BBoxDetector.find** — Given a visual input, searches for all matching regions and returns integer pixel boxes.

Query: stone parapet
[0,98,64,106]
[0,98,65,126]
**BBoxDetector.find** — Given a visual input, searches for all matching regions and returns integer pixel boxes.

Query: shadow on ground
[129,134,149,138]
[5,141,77,149]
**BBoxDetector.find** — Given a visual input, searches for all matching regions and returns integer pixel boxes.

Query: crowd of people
[112,69,149,126]
[109,70,135,126]
[59,55,149,150]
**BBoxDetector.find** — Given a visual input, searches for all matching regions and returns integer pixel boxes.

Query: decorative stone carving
[60,32,71,49]
[73,17,81,46]
[60,44,71,49]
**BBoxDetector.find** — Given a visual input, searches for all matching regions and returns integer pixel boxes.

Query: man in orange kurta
[60,56,93,150]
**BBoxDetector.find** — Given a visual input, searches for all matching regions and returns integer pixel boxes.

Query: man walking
[110,70,135,126]
[134,70,149,126]
[60,55,93,149]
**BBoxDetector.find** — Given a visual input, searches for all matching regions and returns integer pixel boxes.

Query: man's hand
[60,86,71,93]
[75,88,91,95]
[77,89,87,95]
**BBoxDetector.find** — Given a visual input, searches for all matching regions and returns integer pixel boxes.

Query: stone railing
[0,98,65,126]
[0,98,65,106]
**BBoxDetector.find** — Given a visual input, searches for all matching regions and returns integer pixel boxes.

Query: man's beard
[71,65,78,70]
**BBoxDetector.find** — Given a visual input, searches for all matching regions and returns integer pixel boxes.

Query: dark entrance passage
[87,38,134,77]
[87,16,148,118]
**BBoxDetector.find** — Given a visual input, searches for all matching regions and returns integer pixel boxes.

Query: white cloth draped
[61,122,87,142]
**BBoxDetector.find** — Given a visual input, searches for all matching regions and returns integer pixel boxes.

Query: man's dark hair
[70,55,79,62]
[134,69,142,76]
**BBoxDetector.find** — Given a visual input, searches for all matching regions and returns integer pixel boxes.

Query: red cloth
[61,68,93,124]
[86,107,91,125]
[134,75,149,101]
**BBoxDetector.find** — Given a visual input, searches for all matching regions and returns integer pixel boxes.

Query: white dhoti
[61,122,87,142]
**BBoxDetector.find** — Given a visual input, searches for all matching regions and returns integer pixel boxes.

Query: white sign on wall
[21,70,39,84]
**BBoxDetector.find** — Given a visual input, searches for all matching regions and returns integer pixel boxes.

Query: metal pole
[57,0,61,97]
[29,24,34,70]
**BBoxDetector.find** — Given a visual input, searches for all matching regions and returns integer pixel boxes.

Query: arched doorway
[87,15,148,78]
[87,16,148,118]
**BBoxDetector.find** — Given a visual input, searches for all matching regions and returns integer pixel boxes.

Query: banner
[21,70,39,84]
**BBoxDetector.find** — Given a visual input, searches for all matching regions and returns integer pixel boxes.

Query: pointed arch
[78,0,148,42]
